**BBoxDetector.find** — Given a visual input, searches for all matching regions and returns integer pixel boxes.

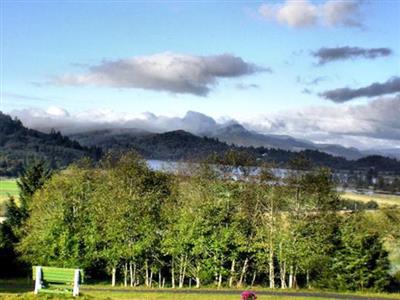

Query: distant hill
[69,127,400,174]
[209,124,364,160]
[0,112,101,176]
[71,129,231,161]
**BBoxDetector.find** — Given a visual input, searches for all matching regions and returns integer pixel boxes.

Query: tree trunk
[196,277,200,288]
[293,267,297,289]
[269,247,275,288]
[217,271,222,289]
[179,255,187,288]
[195,265,201,288]
[129,262,134,287]
[251,270,257,287]
[229,259,235,287]
[288,265,293,288]
[306,269,310,289]
[159,270,162,288]
[171,258,175,288]
[280,260,287,289]
[123,263,128,287]
[149,269,153,288]
[145,260,149,287]
[238,258,248,287]
[111,267,116,287]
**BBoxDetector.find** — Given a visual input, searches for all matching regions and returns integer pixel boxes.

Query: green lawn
[0,178,18,216]
[1,280,399,300]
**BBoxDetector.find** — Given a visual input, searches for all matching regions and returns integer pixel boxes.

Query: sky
[1,0,400,150]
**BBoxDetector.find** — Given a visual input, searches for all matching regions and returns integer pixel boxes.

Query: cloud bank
[321,77,400,102]
[247,95,400,147]
[9,95,400,150]
[313,46,392,64]
[52,53,268,96]
[259,0,363,28]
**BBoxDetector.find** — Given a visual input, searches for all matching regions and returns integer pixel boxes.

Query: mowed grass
[0,178,19,216]
[0,294,339,300]
[0,179,19,200]
[1,281,399,300]
[343,192,400,207]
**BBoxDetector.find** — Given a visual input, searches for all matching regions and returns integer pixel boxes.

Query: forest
[0,112,102,176]
[1,152,399,293]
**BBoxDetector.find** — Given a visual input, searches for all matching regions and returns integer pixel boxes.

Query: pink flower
[241,291,257,300]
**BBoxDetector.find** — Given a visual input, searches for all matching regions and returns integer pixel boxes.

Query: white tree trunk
[111,267,116,287]
[171,258,175,288]
[123,263,128,287]
[145,260,149,287]
[129,262,134,287]
[238,258,248,287]
[251,270,257,287]
[217,271,222,288]
[229,259,235,287]
[269,248,275,288]
[280,260,287,289]
[288,265,293,288]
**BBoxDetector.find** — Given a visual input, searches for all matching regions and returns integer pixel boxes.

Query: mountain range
[1,111,400,176]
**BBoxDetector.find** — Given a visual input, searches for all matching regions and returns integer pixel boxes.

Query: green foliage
[328,213,391,291]
[0,161,52,278]
[10,154,397,292]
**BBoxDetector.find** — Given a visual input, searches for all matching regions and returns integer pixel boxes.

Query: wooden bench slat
[33,266,83,296]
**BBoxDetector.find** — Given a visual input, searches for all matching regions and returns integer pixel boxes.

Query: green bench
[32,266,83,296]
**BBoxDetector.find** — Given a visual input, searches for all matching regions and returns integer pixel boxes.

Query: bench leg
[34,266,42,294]
[73,269,80,296]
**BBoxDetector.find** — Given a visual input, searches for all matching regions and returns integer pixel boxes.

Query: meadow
[343,192,400,207]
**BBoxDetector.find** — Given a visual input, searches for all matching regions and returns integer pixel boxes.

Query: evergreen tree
[330,213,391,291]
[17,161,52,221]
[0,161,51,277]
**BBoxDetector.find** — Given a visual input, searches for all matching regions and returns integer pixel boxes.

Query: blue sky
[1,0,400,149]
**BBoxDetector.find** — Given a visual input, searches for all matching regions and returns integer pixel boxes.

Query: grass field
[0,178,19,216]
[1,280,400,300]
[342,192,400,207]
[0,179,19,201]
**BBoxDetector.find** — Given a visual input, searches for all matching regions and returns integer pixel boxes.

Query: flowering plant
[241,291,257,300]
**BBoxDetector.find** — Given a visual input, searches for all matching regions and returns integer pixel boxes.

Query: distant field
[342,192,400,207]
[0,178,18,216]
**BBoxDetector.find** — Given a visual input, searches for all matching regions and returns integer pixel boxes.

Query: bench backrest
[32,266,82,284]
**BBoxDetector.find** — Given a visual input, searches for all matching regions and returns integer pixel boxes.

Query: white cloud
[246,95,400,148]
[258,0,363,29]
[52,53,268,96]
[9,95,400,150]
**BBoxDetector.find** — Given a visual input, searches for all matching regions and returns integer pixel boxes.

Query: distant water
[146,159,290,179]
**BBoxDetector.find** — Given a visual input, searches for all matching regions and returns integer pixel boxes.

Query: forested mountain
[209,123,364,160]
[0,112,101,176]
[70,127,400,174]
[1,110,399,176]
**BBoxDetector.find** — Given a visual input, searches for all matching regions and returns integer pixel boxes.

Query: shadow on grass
[0,278,32,294]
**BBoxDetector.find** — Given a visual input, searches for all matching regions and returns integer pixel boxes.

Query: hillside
[0,112,101,176]
[210,124,364,160]
[70,127,400,174]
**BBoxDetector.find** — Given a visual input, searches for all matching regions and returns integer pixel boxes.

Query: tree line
[1,152,400,292]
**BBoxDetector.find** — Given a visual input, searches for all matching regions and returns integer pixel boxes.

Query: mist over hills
[1,111,400,176]
[11,109,399,160]
[69,127,400,175]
